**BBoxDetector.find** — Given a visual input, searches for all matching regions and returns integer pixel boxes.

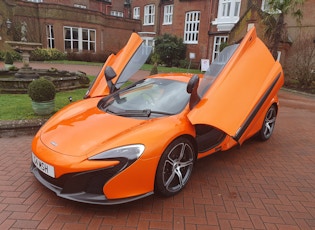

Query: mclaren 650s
[31,27,284,205]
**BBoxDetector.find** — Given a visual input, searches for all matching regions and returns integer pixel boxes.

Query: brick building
[0,0,139,55]
[131,0,314,67]
[1,0,314,68]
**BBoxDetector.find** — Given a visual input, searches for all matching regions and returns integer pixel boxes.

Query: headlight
[88,144,145,161]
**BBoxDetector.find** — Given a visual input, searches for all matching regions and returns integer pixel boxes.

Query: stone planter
[31,100,55,115]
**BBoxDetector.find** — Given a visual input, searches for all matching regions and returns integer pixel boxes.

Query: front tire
[155,137,196,197]
[259,104,277,141]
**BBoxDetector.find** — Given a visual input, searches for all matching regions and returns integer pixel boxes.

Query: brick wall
[2,0,141,55]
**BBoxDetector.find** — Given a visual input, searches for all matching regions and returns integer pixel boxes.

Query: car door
[85,33,152,98]
[188,27,284,144]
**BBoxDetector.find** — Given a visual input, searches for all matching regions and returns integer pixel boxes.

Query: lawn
[0,88,88,120]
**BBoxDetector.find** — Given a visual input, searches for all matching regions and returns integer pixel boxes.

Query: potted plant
[28,77,56,115]
[4,51,14,70]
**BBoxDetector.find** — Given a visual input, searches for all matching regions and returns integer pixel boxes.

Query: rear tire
[259,104,277,141]
[155,137,196,197]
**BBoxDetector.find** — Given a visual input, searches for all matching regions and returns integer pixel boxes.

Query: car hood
[39,98,147,157]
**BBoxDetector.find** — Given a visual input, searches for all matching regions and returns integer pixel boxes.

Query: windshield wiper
[106,109,151,117]
[106,108,174,117]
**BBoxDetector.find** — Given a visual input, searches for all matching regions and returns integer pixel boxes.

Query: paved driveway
[0,63,315,229]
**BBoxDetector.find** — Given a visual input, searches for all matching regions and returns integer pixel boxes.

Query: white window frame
[64,26,96,52]
[163,5,173,25]
[110,11,124,17]
[218,0,241,18]
[212,0,241,31]
[133,7,140,20]
[26,0,43,2]
[74,4,87,9]
[184,11,200,44]
[212,36,228,61]
[142,37,155,47]
[144,4,155,25]
[82,28,96,52]
[46,24,55,49]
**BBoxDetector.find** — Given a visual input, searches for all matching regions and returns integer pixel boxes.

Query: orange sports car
[31,27,284,205]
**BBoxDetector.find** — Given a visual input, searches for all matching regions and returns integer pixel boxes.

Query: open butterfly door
[188,27,284,144]
[85,33,152,98]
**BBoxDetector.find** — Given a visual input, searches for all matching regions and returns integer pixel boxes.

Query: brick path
[0,62,315,229]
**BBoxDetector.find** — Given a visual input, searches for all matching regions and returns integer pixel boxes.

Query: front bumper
[31,163,153,205]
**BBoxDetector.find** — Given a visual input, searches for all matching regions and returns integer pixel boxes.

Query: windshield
[98,78,190,118]
[198,44,239,97]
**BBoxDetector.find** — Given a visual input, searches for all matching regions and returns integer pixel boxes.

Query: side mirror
[187,75,200,110]
[105,66,116,81]
[104,66,117,93]
[187,75,199,94]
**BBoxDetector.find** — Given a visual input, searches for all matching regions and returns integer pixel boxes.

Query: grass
[0,88,88,120]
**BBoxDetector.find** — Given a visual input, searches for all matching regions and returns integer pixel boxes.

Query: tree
[262,0,305,59]
[285,33,315,90]
[154,34,186,67]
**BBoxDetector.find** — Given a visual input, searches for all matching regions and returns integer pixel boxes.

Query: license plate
[32,153,55,178]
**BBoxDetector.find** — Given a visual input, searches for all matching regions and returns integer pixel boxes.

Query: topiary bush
[28,77,56,102]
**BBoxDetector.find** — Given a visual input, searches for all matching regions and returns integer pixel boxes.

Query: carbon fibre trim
[31,163,153,205]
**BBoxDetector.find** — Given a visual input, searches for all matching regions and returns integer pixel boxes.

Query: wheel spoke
[264,123,272,136]
[164,159,175,187]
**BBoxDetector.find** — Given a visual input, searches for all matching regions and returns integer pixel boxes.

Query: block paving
[0,62,314,229]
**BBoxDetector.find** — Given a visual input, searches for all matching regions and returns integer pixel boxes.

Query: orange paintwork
[31,27,284,203]
[188,27,284,143]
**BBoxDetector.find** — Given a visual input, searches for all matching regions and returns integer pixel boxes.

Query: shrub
[28,77,56,102]
[150,63,158,75]
[179,59,189,69]
[30,48,66,61]
[4,52,14,64]
[154,34,187,67]
[66,50,112,63]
